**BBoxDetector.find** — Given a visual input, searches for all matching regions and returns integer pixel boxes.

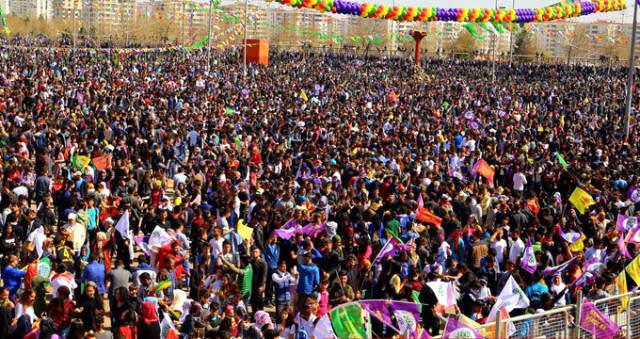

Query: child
[316,279,330,318]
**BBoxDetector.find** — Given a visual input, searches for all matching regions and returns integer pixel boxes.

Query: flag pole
[206,0,213,72]
[624,0,638,139]
[491,0,497,83]
[243,0,249,78]
[508,0,515,66]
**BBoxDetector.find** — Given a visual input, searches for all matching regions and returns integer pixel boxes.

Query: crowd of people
[0,39,638,339]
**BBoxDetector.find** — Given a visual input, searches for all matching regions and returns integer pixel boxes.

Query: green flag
[491,22,505,33]
[189,36,209,49]
[0,6,8,35]
[556,152,570,169]
[241,265,253,297]
[463,23,484,40]
[71,155,91,171]
[329,304,369,338]
[224,107,238,115]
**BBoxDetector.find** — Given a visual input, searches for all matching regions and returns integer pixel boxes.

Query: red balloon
[330,6,336,12]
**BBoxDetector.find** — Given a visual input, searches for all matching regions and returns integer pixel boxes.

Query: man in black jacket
[419,273,440,336]
[251,247,268,315]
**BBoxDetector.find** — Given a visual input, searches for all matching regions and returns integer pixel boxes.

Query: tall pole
[206,0,213,72]
[508,0,515,65]
[625,1,638,139]
[243,0,249,78]
[491,0,497,82]
[182,1,186,46]
[72,0,77,47]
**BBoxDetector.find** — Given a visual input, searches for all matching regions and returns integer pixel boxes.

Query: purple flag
[397,238,415,252]
[559,228,582,243]
[617,233,632,259]
[373,237,398,264]
[617,214,638,232]
[542,257,576,276]
[627,225,640,244]
[272,218,299,240]
[629,186,640,203]
[298,223,326,237]
[580,300,620,339]
[360,301,396,331]
[134,235,152,256]
[519,239,537,274]
[443,317,483,339]
[583,257,605,274]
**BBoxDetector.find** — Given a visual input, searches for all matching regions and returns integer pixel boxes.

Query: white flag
[426,281,458,307]
[115,210,130,238]
[487,275,530,322]
[148,226,173,249]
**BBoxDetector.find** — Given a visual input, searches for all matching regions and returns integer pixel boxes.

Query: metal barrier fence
[433,291,640,339]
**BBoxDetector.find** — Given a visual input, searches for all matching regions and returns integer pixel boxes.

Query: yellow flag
[608,270,628,312]
[569,187,595,214]
[237,219,253,242]
[300,90,308,102]
[626,255,640,287]
[569,233,586,252]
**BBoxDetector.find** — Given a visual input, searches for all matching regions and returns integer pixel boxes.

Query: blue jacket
[297,263,320,295]
[2,266,25,296]
[264,244,280,269]
[81,261,106,294]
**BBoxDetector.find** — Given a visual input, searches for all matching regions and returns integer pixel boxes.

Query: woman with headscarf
[137,302,160,338]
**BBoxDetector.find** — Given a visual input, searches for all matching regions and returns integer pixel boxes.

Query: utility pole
[243,0,249,77]
[625,1,638,139]
[72,0,77,47]
[182,1,186,46]
[491,0,497,83]
[206,0,213,71]
[508,0,515,65]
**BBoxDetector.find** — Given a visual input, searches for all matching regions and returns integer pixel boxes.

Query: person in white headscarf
[550,273,567,307]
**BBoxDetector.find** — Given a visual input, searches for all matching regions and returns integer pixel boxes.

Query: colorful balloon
[272,0,625,23]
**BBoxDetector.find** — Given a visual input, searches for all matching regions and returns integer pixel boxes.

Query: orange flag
[92,154,112,171]
[472,159,495,187]
[416,206,442,227]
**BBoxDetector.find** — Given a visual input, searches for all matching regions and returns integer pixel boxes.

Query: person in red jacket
[46,286,74,336]
[156,240,187,281]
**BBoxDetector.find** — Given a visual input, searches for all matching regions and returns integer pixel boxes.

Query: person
[15,289,38,324]
[46,286,74,337]
[2,255,26,298]
[137,301,161,338]
[76,281,104,332]
[81,252,107,294]
[272,260,297,320]
[250,247,268,315]
[111,286,133,332]
[296,252,319,311]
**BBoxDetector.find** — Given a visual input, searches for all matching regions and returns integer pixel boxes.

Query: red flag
[92,154,112,171]
[416,206,442,227]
